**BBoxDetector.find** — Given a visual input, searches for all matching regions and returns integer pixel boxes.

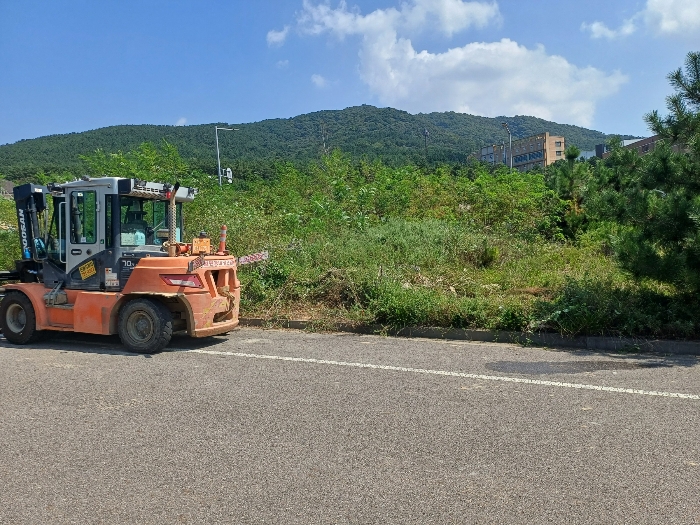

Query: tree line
[0,105,630,183]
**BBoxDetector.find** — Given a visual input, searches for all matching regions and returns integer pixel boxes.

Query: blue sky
[1,0,698,146]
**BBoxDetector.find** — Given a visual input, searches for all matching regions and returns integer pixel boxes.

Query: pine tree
[608,51,700,290]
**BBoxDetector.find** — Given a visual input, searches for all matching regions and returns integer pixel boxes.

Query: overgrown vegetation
[2,53,699,339]
[0,196,20,272]
[45,137,694,339]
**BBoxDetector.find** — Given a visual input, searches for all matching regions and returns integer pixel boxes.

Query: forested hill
[0,105,634,181]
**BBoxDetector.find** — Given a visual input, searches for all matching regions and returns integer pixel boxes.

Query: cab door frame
[65,188,103,281]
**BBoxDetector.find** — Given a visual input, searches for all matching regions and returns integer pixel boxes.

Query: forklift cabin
[40,177,191,291]
[2,177,240,353]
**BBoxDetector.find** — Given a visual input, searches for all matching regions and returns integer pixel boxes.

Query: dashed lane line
[186,349,700,400]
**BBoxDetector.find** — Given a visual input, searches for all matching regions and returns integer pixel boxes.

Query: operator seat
[124,210,148,231]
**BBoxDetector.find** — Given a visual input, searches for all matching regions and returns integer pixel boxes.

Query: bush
[14,142,699,339]
[532,277,700,338]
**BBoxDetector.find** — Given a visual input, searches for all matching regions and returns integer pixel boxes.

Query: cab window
[69,191,96,244]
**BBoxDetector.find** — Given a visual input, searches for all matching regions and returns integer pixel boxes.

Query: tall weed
[10,145,698,338]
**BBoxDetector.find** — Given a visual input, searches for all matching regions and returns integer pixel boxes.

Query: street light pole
[502,122,512,169]
[215,126,239,187]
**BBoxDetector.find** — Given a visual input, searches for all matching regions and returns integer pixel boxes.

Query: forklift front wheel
[118,298,173,354]
[0,291,43,345]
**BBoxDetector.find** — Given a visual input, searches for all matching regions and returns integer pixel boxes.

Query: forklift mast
[14,183,47,258]
[1,184,49,283]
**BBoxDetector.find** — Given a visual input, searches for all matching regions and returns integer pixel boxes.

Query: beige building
[480,132,565,171]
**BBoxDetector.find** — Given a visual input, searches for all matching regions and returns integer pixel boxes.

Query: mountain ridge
[0,105,637,181]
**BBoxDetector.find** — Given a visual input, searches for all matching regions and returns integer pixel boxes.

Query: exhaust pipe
[167,182,180,257]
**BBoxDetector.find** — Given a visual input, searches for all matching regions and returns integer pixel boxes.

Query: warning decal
[79,260,97,280]
[192,237,211,254]
[105,267,119,287]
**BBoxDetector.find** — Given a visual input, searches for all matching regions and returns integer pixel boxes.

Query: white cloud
[175,117,187,126]
[288,1,626,126]
[581,19,636,40]
[400,0,501,36]
[583,0,700,39]
[277,59,290,69]
[311,74,328,88]
[267,25,290,46]
[297,0,500,38]
[644,0,700,35]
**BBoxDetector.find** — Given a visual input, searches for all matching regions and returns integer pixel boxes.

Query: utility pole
[215,126,239,186]
[320,121,329,156]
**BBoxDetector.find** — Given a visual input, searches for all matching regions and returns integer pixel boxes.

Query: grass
[4,148,700,339]
[231,218,695,337]
[183,152,697,339]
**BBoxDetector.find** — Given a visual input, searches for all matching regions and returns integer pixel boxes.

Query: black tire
[0,291,43,345]
[118,298,172,354]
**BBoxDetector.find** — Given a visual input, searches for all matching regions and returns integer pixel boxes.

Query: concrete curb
[239,318,700,356]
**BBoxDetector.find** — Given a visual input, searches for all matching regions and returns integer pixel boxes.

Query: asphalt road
[1,328,699,524]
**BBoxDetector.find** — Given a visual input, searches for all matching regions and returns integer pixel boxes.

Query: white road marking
[186,349,700,400]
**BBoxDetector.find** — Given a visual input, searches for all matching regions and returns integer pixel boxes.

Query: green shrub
[532,277,700,338]
[12,142,698,339]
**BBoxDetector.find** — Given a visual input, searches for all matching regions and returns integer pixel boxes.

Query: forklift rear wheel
[0,291,43,345]
[118,298,172,354]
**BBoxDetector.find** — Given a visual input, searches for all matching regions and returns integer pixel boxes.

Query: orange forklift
[0,177,240,353]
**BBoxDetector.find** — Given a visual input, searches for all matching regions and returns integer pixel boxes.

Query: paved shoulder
[1,328,699,524]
